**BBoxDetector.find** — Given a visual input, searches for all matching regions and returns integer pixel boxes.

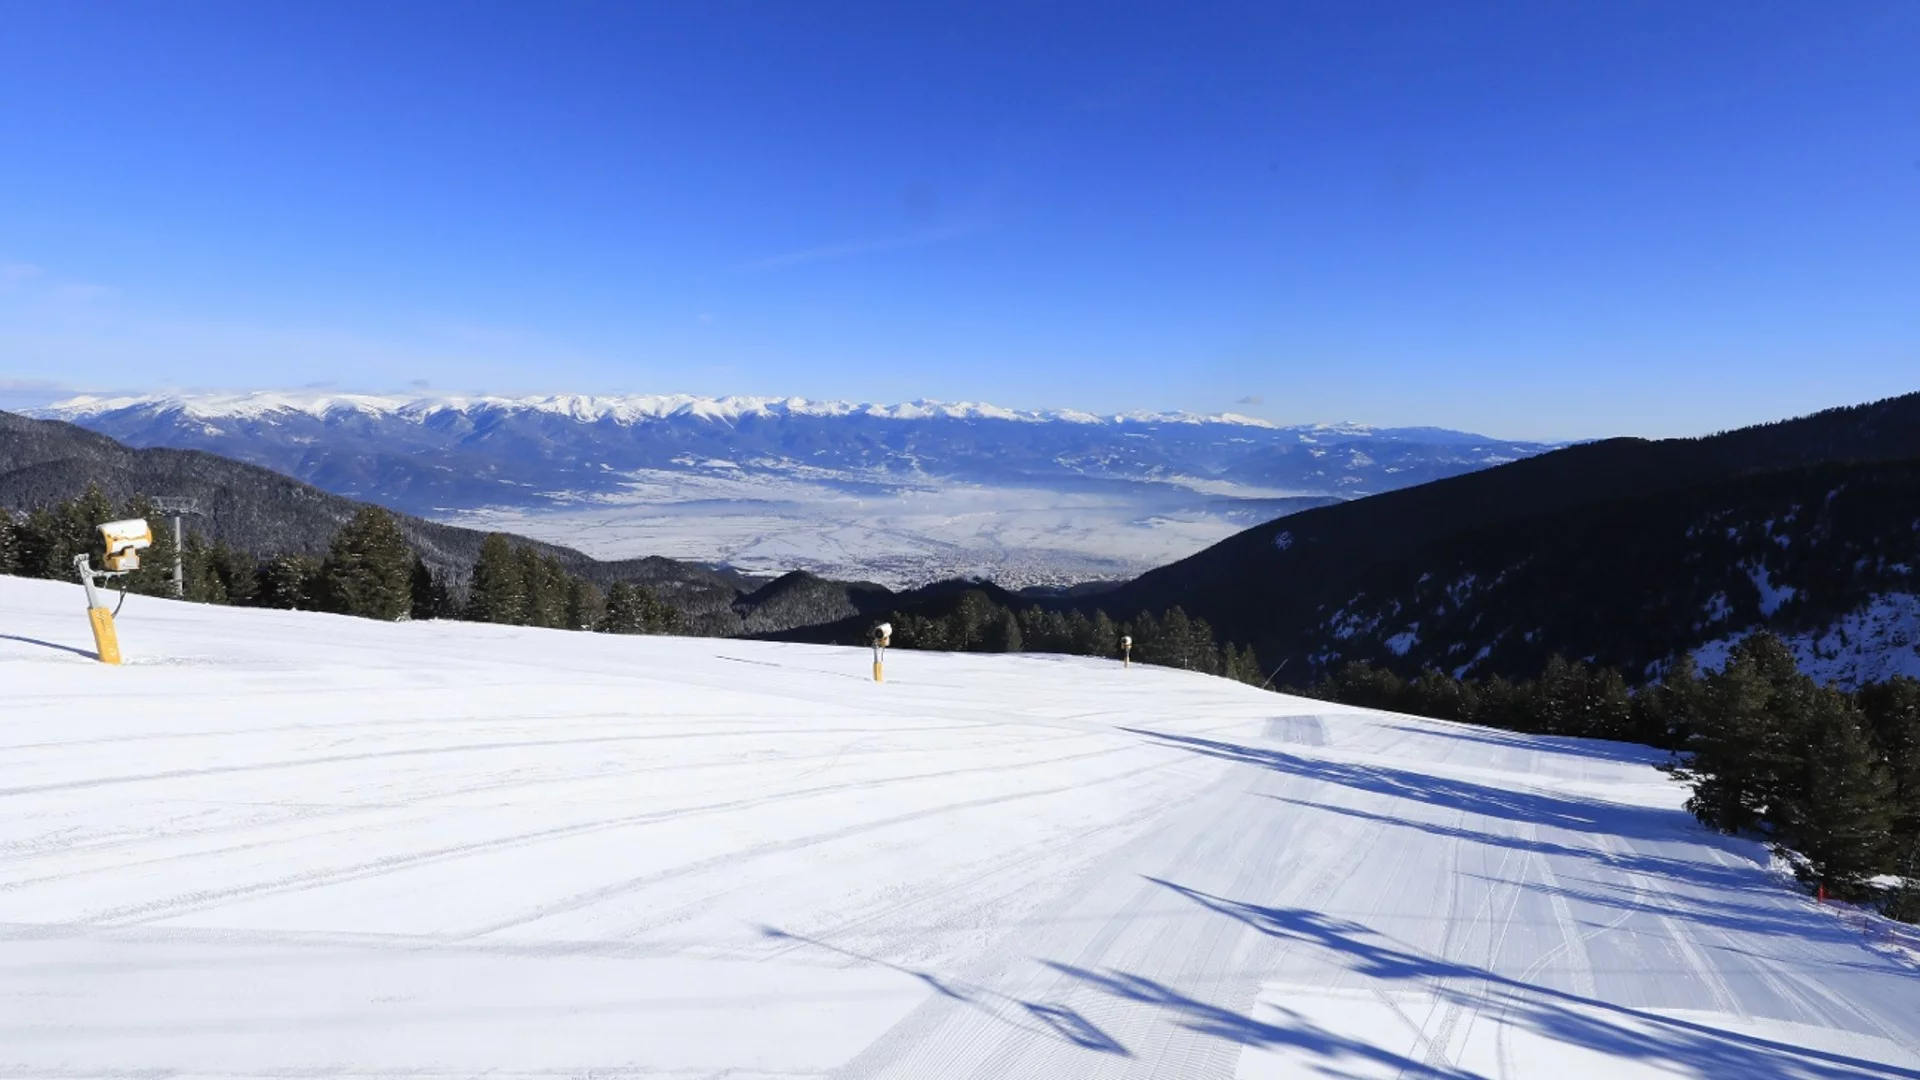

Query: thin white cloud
[49,282,119,302]
[0,260,116,304]
[740,222,978,271]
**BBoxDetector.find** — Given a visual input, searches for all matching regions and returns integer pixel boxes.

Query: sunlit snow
[3,576,1917,1078]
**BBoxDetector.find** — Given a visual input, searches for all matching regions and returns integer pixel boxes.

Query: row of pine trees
[0,485,679,635]
[876,589,1266,685]
[1305,637,1920,917]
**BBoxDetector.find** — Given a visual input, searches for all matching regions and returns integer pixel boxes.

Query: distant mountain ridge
[32,390,1552,517]
[39,389,1320,429]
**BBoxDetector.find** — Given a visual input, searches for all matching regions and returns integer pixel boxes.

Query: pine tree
[514,546,547,626]
[1129,611,1162,665]
[1328,661,1404,712]
[1409,668,1469,722]
[17,484,119,578]
[1223,643,1263,685]
[180,532,227,603]
[565,577,606,631]
[1635,653,1705,749]
[946,591,995,650]
[0,511,19,575]
[1885,836,1920,923]
[1163,607,1196,669]
[602,582,640,633]
[987,607,1023,652]
[602,580,678,634]
[1587,668,1635,741]
[1473,675,1530,732]
[541,556,573,628]
[1088,610,1117,658]
[322,506,415,620]
[468,534,526,624]
[1536,655,1584,735]
[1857,677,1920,847]
[1683,643,1780,833]
[1771,698,1896,899]
[256,554,323,609]
[1739,633,1827,822]
[409,557,453,620]
[209,541,257,606]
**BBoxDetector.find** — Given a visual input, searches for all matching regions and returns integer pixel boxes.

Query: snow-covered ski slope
[3,575,1917,1080]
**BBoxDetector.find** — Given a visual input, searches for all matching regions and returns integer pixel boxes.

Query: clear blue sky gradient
[2,2,1915,439]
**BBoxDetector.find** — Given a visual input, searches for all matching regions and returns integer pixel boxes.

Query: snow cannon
[98,518,153,572]
[1121,635,1132,668]
[871,622,893,683]
[72,518,151,665]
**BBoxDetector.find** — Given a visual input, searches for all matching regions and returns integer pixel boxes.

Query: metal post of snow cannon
[74,518,151,665]
[1121,635,1132,669]
[871,622,892,683]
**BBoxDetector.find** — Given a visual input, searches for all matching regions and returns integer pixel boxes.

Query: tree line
[1304,637,1920,919]
[875,589,1267,685]
[0,485,679,635]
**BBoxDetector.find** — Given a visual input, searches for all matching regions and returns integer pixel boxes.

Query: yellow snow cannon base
[88,606,121,665]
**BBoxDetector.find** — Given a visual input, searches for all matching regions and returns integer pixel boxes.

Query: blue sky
[1,1,1915,440]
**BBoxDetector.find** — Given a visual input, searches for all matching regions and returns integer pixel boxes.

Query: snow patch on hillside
[1746,561,1798,617]
[1692,592,1920,688]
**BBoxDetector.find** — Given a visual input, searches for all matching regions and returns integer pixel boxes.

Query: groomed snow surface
[3,575,1918,1080]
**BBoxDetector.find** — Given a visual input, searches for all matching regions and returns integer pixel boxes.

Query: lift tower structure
[149,496,204,599]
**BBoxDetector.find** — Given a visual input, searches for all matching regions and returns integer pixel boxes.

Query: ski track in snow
[1,576,1917,1079]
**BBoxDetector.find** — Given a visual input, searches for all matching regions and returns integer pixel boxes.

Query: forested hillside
[1099,392,1920,685]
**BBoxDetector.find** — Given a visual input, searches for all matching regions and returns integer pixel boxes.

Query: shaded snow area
[1747,562,1800,618]
[1694,592,1920,690]
[4,576,1919,1079]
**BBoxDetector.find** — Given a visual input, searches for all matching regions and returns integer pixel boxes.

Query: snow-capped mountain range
[30,390,1553,585]
[41,390,1304,429]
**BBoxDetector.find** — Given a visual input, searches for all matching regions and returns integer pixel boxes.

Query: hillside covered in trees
[1096,392,1920,686]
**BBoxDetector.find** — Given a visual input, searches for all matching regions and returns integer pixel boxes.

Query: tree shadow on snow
[1378,721,1668,766]
[1124,727,1688,846]
[755,925,1127,1056]
[1041,958,1479,1080]
[1261,795,1825,946]
[1455,870,1862,951]
[1053,877,1920,1080]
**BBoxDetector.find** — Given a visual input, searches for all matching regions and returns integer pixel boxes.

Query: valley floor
[2,575,1917,1078]
[441,478,1283,588]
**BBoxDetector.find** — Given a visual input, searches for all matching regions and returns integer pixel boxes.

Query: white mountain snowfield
[3,576,1918,1079]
